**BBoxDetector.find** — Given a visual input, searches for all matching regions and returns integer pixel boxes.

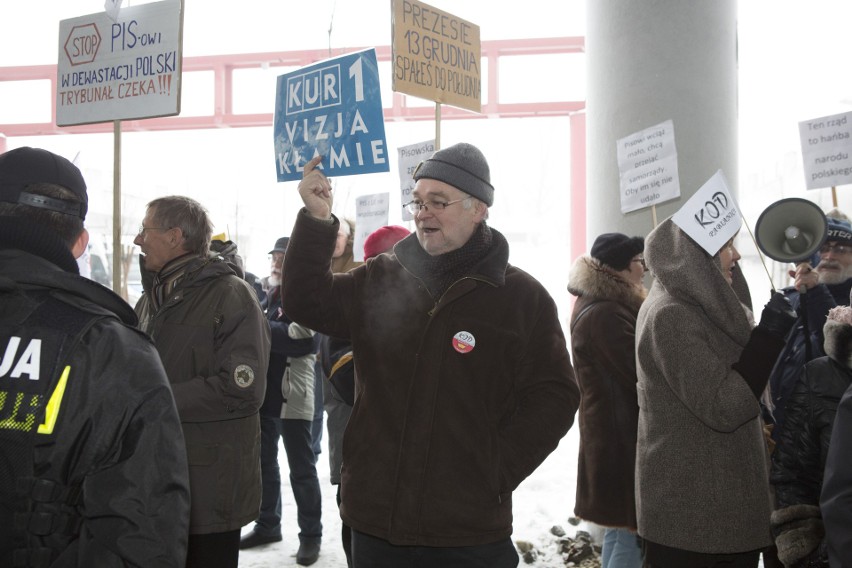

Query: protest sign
[672,170,741,256]
[799,110,852,190]
[57,0,182,126]
[617,120,681,214]
[391,0,481,113]
[354,192,390,262]
[274,48,389,181]
[398,139,435,221]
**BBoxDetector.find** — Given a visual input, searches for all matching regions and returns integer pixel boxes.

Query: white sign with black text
[799,110,852,190]
[672,170,742,256]
[397,140,435,222]
[354,192,390,262]
[617,120,681,214]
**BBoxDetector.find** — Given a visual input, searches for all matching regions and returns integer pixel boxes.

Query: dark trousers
[257,414,322,542]
[185,529,240,568]
[337,484,353,568]
[351,529,519,568]
[761,544,784,568]
[642,539,760,568]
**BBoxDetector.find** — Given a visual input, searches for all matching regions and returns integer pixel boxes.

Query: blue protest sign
[273,48,389,181]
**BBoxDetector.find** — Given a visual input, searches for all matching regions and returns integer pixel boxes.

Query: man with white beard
[769,210,852,440]
[240,237,323,567]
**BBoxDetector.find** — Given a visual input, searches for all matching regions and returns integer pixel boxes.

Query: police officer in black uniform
[0,147,191,567]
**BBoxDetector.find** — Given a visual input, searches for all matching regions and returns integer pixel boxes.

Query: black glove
[759,291,798,339]
[733,292,795,399]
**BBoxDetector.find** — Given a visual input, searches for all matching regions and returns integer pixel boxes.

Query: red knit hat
[364,225,410,259]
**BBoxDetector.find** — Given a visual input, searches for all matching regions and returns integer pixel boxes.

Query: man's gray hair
[147,195,213,257]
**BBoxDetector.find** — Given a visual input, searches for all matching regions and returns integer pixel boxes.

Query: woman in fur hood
[568,232,647,568]
[769,305,852,568]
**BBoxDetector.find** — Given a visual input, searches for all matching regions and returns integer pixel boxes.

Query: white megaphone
[754,197,828,363]
[755,198,828,264]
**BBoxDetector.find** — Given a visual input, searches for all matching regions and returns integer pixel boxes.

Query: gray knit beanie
[413,142,494,206]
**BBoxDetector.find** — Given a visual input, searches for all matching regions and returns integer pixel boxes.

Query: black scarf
[416,222,493,299]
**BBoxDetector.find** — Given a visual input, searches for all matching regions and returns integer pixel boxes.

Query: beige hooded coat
[635,219,773,554]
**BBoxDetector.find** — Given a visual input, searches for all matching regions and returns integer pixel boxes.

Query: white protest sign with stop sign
[672,170,742,256]
[56,0,182,126]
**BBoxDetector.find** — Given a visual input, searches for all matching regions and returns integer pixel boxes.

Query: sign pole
[741,212,776,292]
[112,119,122,295]
[435,103,442,150]
[832,186,838,207]
[651,204,658,228]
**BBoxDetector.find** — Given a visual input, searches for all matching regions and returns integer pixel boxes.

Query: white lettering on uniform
[0,337,42,381]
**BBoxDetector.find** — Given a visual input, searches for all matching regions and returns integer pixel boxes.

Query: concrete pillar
[586,0,738,240]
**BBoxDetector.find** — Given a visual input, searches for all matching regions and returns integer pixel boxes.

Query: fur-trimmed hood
[568,255,646,313]
[824,318,852,369]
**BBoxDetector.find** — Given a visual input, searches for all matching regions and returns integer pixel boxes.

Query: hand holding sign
[298,156,333,221]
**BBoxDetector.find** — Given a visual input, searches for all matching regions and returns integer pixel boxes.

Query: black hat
[591,233,644,271]
[0,147,88,219]
[413,142,494,206]
[269,236,290,254]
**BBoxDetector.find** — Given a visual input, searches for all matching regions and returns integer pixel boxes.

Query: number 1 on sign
[350,57,364,102]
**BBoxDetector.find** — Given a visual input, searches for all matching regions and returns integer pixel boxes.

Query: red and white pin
[452,331,476,354]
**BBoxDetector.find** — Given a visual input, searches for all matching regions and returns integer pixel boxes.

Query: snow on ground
[238,421,585,568]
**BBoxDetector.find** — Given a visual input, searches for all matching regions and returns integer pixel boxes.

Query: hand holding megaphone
[788,262,819,293]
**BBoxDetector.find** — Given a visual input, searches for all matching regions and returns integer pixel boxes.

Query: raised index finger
[303,155,324,178]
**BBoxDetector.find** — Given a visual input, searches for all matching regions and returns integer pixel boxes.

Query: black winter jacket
[770,317,852,567]
[0,223,190,567]
[771,356,852,507]
[769,281,852,439]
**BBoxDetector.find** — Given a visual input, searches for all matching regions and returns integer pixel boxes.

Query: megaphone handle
[799,288,812,363]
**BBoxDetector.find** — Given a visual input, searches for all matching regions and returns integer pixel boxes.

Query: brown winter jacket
[136,254,271,534]
[636,219,779,554]
[568,256,645,530]
[283,210,580,547]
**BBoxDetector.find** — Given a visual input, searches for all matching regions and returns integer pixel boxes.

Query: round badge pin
[452,331,476,354]
[233,364,255,388]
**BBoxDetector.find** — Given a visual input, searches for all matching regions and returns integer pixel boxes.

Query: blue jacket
[262,286,320,417]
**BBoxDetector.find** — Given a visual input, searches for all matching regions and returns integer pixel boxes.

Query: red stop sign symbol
[64,23,101,66]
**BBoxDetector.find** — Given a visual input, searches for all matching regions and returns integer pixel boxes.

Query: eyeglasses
[819,243,852,255]
[137,224,170,235]
[632,257,646,268]
[404,198,466,214]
